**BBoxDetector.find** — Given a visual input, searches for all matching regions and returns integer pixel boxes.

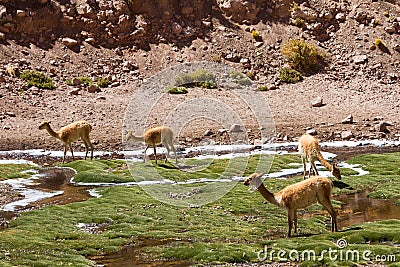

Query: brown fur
[126,126,177,164]
[244,173,338,237]
[39,120,94,163]
[298,134,341,180]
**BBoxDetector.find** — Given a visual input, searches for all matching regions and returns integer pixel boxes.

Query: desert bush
[259,85,269,91]
[96,77,110,88]
[279,67,303,83]
[167,86,188,94]
[374,38,386,49]
[20,70,55,89]
[174,68,216,89]
[229,70,252,86]
[78,77,94,87]
[280,39,325,73]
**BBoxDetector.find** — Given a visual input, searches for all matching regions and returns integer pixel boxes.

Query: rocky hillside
[0,0,399,151]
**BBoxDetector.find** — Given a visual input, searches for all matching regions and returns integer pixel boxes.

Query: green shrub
[96,77,110,88]
[19,70,55,89]
[174,68,217,89]
[374,38,386,49]
[167,86,188,94]
[228,70,252,86]
[259,85,269,91]
[66,78,73,86]
[293,17,304,26]
[280,39,325,73]
[78,77,94,87]
[279,67,303,83]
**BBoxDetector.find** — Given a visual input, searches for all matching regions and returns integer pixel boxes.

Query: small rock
[68,88,80,95]
[204,130,213,136]
[62,38,78,48]
[254,42,263,48]
[218,129,227,134]
[96,96,106,100]
[5,112,15,117]
[0,32,5,41]
[341,114,354,124]
[306,129,318,135]
[230,124,242,132]
[384,26,396,34]
[353,55,367,64]
[376,121,392,133]
[171,22,182,35]
[16,10,25,18]
[341,130,354,140]
[311,97,324,107]
[87,84,98,93]
[394,44,400,52]
[3,125,10,130]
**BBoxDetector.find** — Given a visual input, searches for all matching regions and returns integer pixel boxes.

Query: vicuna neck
[316,153,333,171]
[257,183,280,207]
[129,135,145,142]
[44,125,59,139]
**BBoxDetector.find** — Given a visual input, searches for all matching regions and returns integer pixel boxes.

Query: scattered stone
[62,38,78,48]
[384,26,396,34]
[311,97,324,107]
[3,126,10,130]
[306,129,317,135]
[341,130,354,140]
[16,10,25,18]
[0,32,5,41]
[376,121,392,133]
[341,114,354,124]
[171,22,182,35]
[87,84,98,93]
[68,88,80,95]
[254,42,263,48]
[5,112,15,117]
[96,96,106,100]
[230,124,242,132]
[394,44,400,52]
[204,130,213,136]
[353,55,367,64]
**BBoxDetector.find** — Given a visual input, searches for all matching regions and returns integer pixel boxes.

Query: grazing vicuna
[39,120,94,163]
[244,173,338,237]
[298,133,341,180]
[126,126,177,164]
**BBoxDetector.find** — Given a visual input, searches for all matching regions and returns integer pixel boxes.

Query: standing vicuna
[244,173,338,237]
[39,120,94,163]
[298,133,341,180]
[126,126,177,164]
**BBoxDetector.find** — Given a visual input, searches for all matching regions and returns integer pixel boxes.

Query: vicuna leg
[294,211,298,234]
[163,141,170,163]
[170,142,177,163]
[302,155,307,179]
[83,140,89,160]
[317,191,337,232]
[69,142,74,161]
[153,144,157,164]
[310,159,319,177]
[82,137,94,160]
[63,145,67,164]
[143,145,149,162]
[287,209,295,237]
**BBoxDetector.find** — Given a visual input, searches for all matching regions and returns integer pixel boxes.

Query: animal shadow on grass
[333,180,352,190]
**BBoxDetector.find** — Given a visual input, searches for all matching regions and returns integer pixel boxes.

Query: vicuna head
[38,120,51,130]
[332,162,341,180]
[244,173,264,192]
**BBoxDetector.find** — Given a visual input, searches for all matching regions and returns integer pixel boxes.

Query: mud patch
[92,238,193,267]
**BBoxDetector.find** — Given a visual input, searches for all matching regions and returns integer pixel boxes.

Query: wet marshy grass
[0,152,399,266]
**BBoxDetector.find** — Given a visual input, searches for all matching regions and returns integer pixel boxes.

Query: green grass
[166,86,188,94]
[0,164,38,181]
[173,68,217,89]
[279,67,303,83]
[228,70,252,86]
[19,70,55,89]
[0,152,400,266]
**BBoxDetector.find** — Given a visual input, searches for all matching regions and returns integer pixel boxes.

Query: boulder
[62,38,78,48]
[311,97,324,107]
[341,130,354,140]
[230,124,242,132]
[341,114,354,124]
